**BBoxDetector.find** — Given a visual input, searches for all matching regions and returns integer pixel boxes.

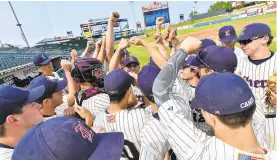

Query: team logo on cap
[129,57,134,61]
[41,55,47,60]
[240,97,254,109]
[75,121,94,143]
[225,30,231,37]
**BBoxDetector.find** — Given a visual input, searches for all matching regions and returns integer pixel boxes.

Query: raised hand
[129,36,143,46]
[60,59,72,72]
[118,38,130,50]
[179,36,202,55]
[156,17,165,26]
[110,12,120,22]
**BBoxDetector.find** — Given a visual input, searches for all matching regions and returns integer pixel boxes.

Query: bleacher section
[0,52,74,71]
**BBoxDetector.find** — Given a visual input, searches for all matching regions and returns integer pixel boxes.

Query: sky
[0,1,214,47]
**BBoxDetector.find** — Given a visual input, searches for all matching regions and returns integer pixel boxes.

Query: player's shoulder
[87,93,110,106]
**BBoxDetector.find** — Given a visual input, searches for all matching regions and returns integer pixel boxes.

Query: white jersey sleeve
[81,93,110,118]
[0,148,13,160]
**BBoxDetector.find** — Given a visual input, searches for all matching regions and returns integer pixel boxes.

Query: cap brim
[220,35,238,43]
[24,86,45,105]
[89,132,124,160]
[191,97,202,110]
[55,79,67,92]
[238,35,250,41]
[124,61,140,66]
[40,58,52,65]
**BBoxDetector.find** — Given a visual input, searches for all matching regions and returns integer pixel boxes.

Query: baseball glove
[265,70,276,106]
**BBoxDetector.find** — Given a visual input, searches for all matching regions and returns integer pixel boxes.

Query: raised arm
[129,37,167,69]
[106,12,120,63]
[97,36,106,64]
[92,39,102,58]
[108,38,130,72]
[81,41,94,57]
[152,37,202,106]
[60,60,76,107]
[70,49,78,64]
[154,17,170,60]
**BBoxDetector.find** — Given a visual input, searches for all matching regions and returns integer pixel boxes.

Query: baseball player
[0,85,45,160]
[153,37,268,159]
[137,64,170,160]
[161,72,276,159]
[236,23,277,150]
[33,54,76,117]
[94,69,151,160]
[28,76,67,120]
[12,117,124,160]
[218,25,246,61]
[71,57,110,119]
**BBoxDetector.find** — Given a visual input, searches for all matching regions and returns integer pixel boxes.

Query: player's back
[81,93,110,118]
[100,108,150,159]
[140,114,170,160]
[192,137,277,160]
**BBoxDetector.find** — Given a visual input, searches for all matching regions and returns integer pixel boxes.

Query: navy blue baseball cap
[28,76,67,102]
[193,39,216,55]
[200,39,216,49]
[192,46,237,72]
[121,49,129,55]
[219,25,238,43]
[33,54,52,66]
[0,85,45,124]
[191,72,255,115]
[104,69,132,95]
[183,55,199,68]
[12,117,124,160]
[238,23,271,41]
[138,65,160,98]
[124,56,140,66]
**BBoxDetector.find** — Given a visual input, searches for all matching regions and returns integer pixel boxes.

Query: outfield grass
[143,14,228,36]
[127,12,276,67]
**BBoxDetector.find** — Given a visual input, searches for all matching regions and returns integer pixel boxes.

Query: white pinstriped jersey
[0,148,13,160]
[96,108,150,160]
[236,52,277,150]
[171,76,213,134]
[158,103,276,160]
[43,115,60,121]
[140,106,170,160]
[80,93,110,118]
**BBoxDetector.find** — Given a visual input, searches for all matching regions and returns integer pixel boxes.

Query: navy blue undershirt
[0,143,13,149]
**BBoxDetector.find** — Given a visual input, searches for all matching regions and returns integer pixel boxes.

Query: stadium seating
[0,51,80,70]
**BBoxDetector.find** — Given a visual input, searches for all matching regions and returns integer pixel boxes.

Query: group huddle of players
[0,11,276,160]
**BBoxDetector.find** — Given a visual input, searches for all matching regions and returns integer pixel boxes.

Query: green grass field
[143,14,228,35]
[127,13,277,67]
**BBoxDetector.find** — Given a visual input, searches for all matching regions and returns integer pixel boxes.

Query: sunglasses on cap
[196,49,213,70]
[238,36,264,45]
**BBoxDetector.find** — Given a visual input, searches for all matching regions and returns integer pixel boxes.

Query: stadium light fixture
[8,1,30,48]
